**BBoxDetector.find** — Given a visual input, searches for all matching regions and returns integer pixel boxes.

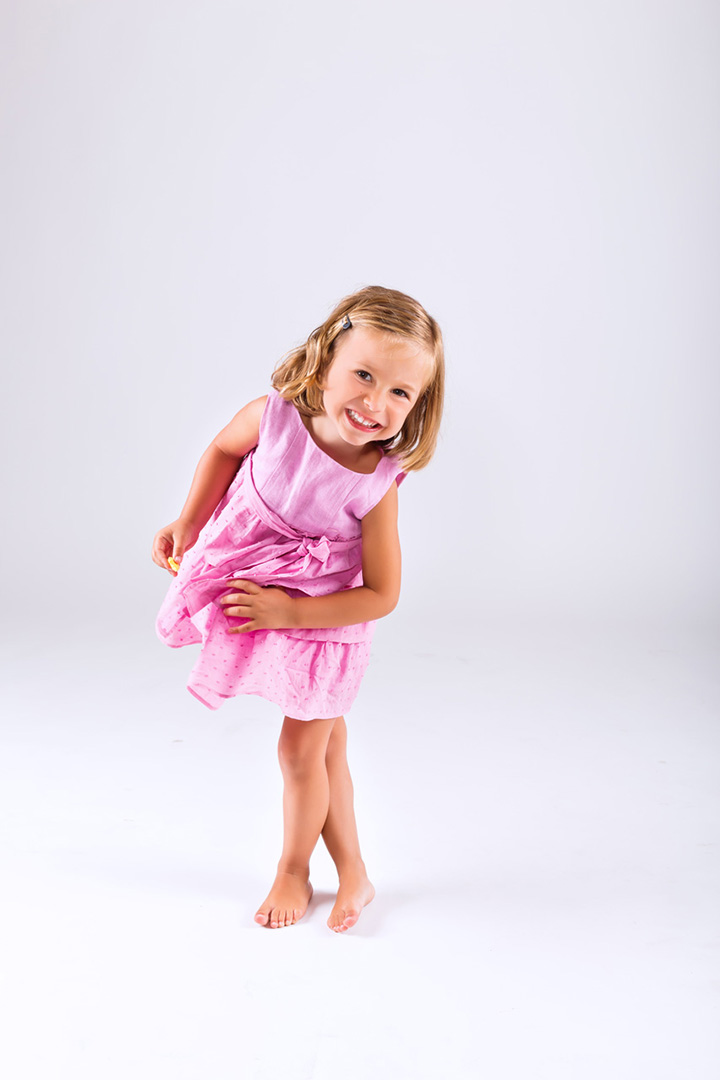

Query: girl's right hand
[151,519,201,575]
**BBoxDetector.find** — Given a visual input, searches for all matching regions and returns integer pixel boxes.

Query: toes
[257,882,310,929]
[327,905,360,932]
[328,908,345,932]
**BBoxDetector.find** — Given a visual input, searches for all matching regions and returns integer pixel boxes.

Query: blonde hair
[271,285,444,471]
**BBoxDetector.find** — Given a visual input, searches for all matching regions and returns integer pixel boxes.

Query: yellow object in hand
[168,556,180,572]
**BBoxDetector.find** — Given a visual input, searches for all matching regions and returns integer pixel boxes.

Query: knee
[325,716,348,763]
[278,725,328,780]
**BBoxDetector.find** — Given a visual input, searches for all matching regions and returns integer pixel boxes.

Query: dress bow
[301,536,331,563]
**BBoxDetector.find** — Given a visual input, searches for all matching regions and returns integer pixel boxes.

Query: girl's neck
[301,413,382,475]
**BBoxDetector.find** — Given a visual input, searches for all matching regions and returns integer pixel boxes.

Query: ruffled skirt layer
[155,460,374,720]
[160,602,373,720]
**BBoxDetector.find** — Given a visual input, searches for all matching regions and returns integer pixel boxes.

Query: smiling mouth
[346,408,381,431]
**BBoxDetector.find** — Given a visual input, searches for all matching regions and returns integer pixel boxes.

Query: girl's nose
[362,392,380,412]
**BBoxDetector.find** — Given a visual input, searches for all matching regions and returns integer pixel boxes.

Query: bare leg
[321,716,375,932]
[255,714,338,929]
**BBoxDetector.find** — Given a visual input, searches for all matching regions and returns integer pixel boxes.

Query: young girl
[152,285,444,932]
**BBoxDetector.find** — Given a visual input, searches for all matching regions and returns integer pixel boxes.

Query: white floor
[2,614,719,1079]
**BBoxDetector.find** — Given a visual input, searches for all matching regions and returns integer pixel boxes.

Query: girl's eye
[355,370,371,381]
[392,388,409,398]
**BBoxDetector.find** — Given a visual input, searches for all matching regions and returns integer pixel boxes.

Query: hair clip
[341,314,352,330]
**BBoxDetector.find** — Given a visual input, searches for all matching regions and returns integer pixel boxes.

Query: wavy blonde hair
[271,285,444,471]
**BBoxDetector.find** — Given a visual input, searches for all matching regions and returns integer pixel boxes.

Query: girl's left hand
[219,579,295,633]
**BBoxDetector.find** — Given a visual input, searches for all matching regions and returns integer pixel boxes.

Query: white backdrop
[3,6,720,1079]
[2,0,718,634]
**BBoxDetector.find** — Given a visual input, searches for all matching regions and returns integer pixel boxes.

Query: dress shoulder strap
[258,387,289,438]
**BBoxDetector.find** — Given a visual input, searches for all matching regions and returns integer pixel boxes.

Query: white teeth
[347,408,379,429]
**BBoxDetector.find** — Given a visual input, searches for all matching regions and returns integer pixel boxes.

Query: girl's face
[318,326,433,449]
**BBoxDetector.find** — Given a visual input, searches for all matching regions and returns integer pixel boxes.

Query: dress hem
[185,677,347,721]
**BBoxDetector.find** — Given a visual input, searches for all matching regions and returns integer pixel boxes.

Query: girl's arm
[151,396,267,573]
[177,396,267,528]
[222,481,402,632]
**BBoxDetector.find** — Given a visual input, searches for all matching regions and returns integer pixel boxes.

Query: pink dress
[156,389,405,720]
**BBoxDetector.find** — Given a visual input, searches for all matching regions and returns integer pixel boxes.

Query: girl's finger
[226,578,260,593]
[218,593,251,607]
[152,541,172,567]
[227,621,256,634]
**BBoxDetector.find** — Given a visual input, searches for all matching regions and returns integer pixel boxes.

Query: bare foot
[328,868,375,933]
[255,871,313,928]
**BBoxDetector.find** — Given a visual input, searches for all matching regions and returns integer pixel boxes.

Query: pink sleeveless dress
[156,389,405,720]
